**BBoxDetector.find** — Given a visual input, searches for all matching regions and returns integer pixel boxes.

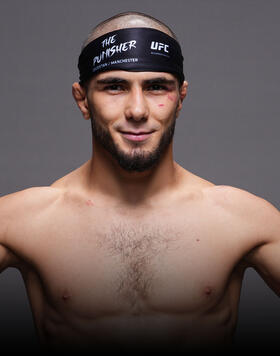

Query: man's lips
[120,130,154,134]
[120,131,155,142]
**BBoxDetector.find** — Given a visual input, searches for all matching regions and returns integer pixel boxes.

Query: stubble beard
[90,116,177,173]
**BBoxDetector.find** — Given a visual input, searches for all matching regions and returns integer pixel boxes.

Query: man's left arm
[243,195,280,297]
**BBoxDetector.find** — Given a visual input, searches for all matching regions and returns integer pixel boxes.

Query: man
[0,11,279,354]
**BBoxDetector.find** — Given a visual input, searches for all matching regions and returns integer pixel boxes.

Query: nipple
[62,290,71,301]
[204,286,212,296]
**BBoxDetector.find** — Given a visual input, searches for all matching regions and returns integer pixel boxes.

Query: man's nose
[124,87,149,121]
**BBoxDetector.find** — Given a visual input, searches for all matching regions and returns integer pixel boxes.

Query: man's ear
[175,80,188,118]
[72,82,91,120]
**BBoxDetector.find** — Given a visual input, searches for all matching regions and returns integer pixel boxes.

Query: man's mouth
[120,131,155,142]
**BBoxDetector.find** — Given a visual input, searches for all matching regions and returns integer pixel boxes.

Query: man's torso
[2,168,255,352]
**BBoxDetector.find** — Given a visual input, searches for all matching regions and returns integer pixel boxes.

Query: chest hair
[98,221,181,305]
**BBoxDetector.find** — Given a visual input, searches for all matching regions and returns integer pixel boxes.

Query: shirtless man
[0,11,279,354]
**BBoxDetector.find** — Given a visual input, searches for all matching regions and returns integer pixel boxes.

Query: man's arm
[0,192,23,271]
[0,187,61,271]
[243,198,280,296]
[212,185,280,297]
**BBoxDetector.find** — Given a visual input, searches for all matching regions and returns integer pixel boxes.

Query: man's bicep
[0,187,56,270]
[0,192,24,271]
[0,244,12,273]
[245,240,280,296]
[0,194,12,245]
[0,191,25,241]
[244,201,280,297]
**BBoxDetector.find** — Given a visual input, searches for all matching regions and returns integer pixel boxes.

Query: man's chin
[113,151,160,173]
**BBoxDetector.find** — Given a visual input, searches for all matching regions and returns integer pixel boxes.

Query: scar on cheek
[167,94,176,102]
[86,199,94,206]
[158,104,165,107]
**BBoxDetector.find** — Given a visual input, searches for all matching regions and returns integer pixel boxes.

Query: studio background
[0,0,279,350]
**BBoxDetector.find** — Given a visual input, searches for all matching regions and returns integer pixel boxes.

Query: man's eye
[148,84,167,91]
[105,85,123,91]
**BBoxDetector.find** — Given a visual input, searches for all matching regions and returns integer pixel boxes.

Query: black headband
[78,27,185,85]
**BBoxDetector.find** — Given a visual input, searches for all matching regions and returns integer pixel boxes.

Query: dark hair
[81,11,179,50]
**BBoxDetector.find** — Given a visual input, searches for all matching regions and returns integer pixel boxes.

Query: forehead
[93,70,177,83]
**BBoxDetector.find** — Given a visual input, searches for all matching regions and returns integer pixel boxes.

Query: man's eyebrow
[143,77,176,85]
[95,76,176,86]
[96,77,128,85]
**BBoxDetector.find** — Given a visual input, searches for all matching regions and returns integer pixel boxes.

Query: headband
[78,27,185,85]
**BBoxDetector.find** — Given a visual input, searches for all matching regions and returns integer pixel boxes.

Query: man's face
[85,70,185,172]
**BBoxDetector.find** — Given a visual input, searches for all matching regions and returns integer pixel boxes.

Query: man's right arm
[0,242,12,273]
[0,187,62,272]
[0,191,23,272]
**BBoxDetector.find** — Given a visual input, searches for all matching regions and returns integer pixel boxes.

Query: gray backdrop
[0,0,279,351]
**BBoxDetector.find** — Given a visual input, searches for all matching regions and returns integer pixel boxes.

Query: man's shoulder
[0,186,64,246]
[205,184,274,211]
[205,184,280,243]
[0,186,64,219]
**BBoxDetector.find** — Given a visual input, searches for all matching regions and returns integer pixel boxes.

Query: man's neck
[83,148,183,207]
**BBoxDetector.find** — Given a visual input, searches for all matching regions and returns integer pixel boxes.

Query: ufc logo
[150,41,169,53]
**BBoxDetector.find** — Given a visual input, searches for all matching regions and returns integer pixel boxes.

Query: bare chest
[20,201,247,319]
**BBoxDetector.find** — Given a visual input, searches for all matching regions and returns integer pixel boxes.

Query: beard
[90,116,177,173]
